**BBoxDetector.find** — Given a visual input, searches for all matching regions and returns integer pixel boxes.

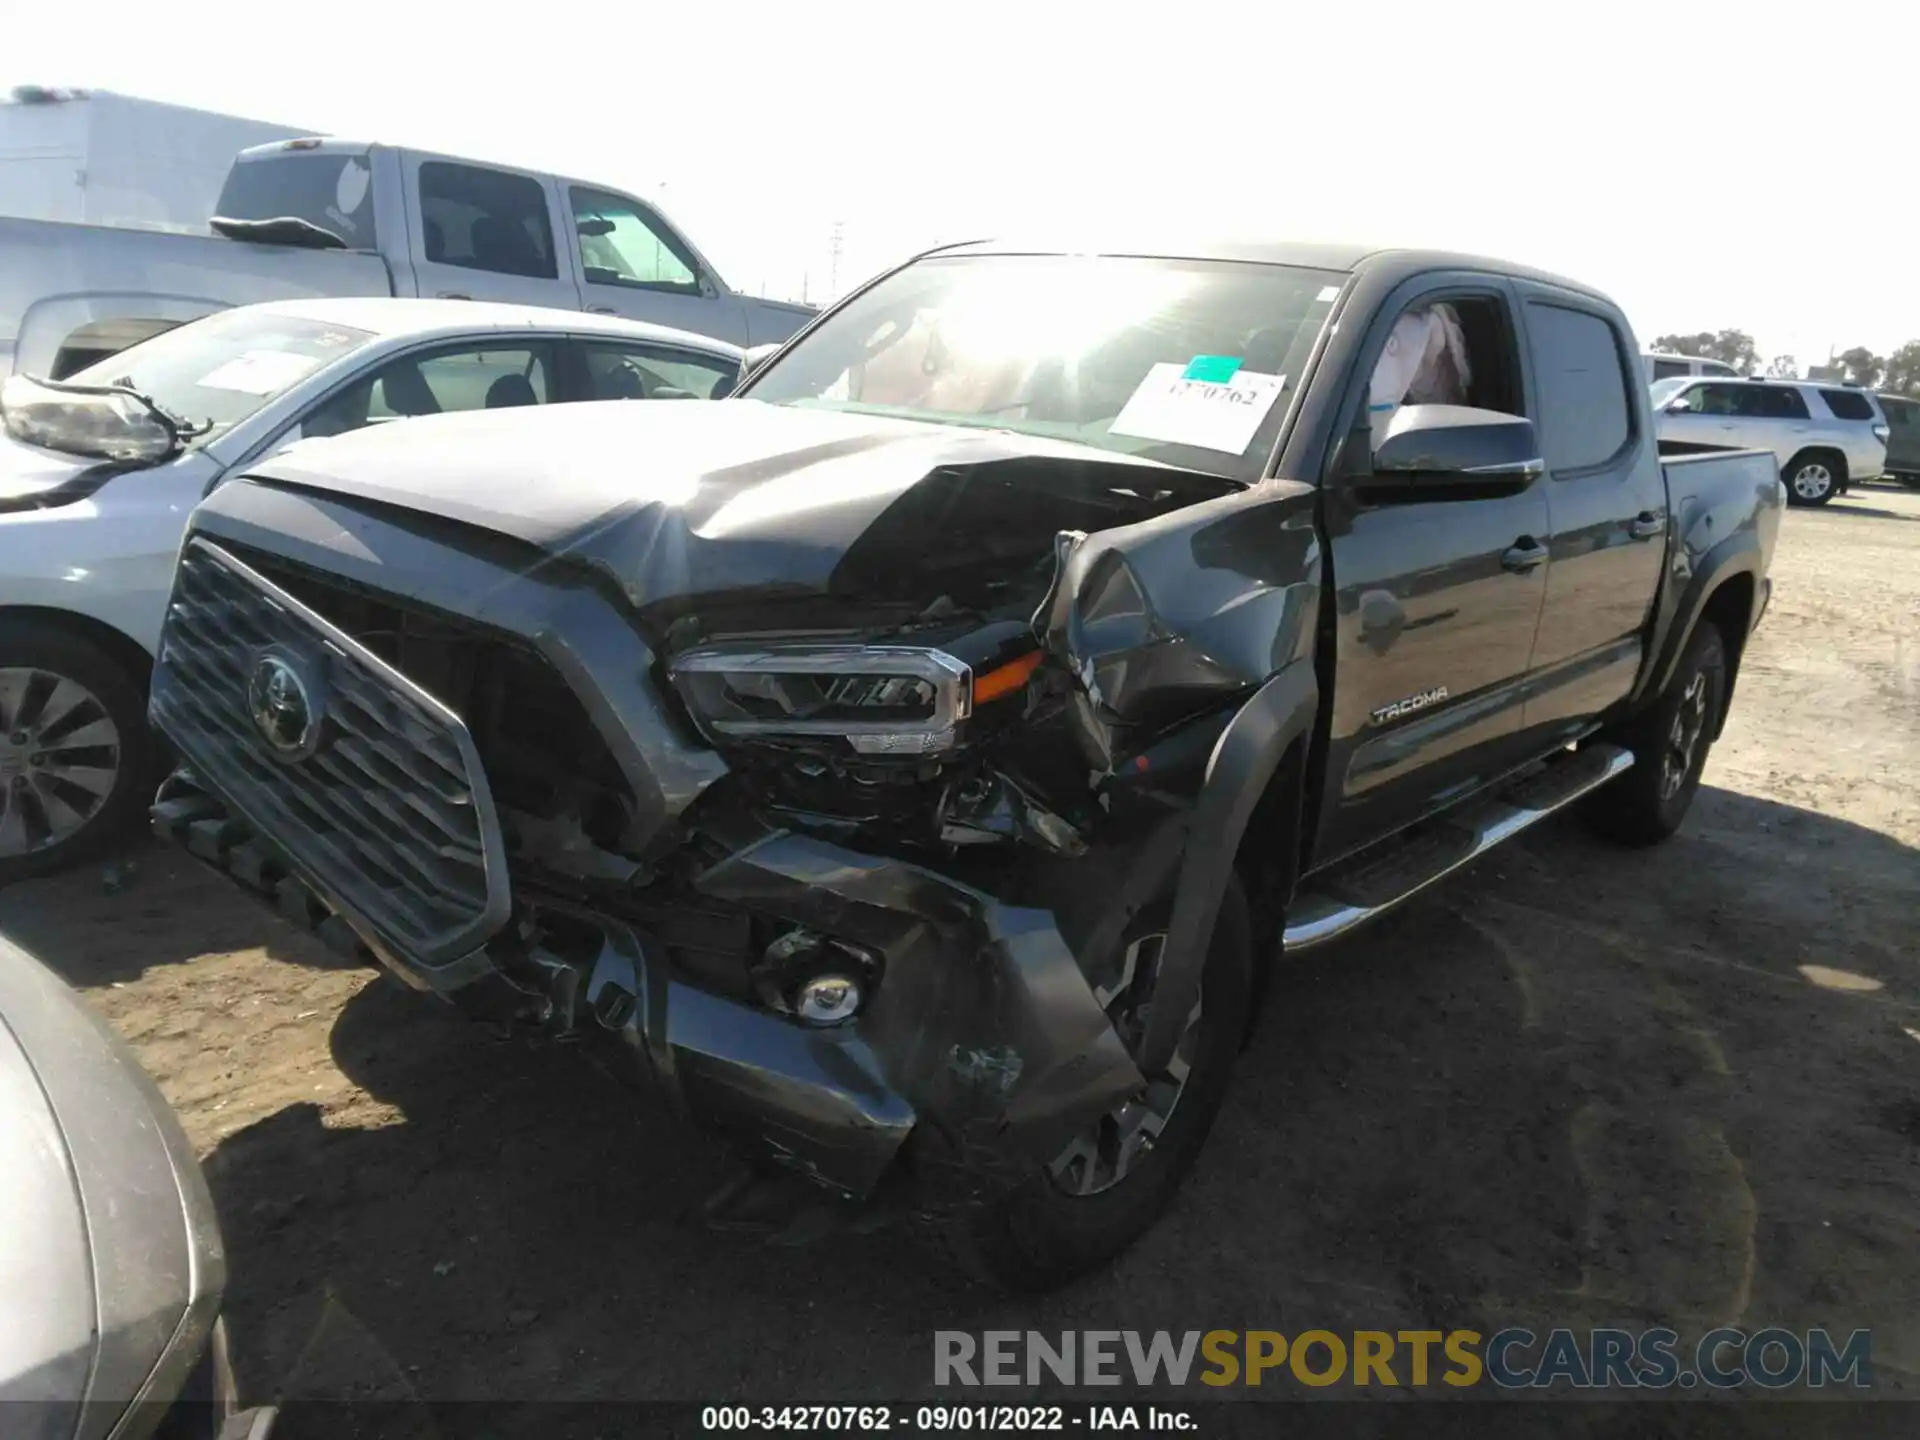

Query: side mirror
[1368,405,1543,495]
[1666,396,1695,414]
[739,342,782,382]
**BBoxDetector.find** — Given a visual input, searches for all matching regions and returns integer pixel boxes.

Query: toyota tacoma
[146,240,1782,1288]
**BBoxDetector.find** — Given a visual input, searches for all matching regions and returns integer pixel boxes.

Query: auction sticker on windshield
[1110,363,1285,454]
[196,350,324,396]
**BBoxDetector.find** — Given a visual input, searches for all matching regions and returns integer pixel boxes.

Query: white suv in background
[1652,376,1888,506]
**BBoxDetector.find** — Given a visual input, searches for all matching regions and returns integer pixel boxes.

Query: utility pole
[828,220,844,297]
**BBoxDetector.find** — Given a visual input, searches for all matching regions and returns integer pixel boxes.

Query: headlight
[669,645,974,755]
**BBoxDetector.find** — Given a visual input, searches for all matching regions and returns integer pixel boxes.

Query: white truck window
[419,163,558,280]
[570,188,701,294]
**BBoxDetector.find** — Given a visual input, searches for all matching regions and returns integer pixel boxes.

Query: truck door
[561,185,752,346]
[400,154,584,311]
[1313,277,1552,866]
[1514,292,1669,745]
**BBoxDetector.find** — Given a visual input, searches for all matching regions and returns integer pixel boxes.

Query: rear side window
[1527,303,1632,471]
[1818,388,1876,421]
[419,162,557,280]
[1746,386,1809,419]
[1651,357,1690,380]
[581,342,739,400]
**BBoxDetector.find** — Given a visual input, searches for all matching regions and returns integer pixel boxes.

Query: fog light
[793,973,862,1026]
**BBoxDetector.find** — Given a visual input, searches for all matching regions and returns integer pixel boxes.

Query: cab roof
[929,237,1611,304]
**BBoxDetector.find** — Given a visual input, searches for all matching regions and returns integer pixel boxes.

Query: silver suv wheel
[1789,461,1834,502]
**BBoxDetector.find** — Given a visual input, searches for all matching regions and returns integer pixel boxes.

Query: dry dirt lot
[2,485,1916,1427]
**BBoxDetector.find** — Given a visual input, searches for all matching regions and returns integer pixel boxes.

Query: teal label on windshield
[1182,355,1242,383]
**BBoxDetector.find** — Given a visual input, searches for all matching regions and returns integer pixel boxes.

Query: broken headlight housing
[669,645,974,756]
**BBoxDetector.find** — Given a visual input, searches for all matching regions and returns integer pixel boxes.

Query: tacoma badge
[1371,686,1449,725]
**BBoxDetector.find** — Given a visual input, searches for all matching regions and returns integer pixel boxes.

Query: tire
[1897,475,1920,491]
[918,874,1255,1291]
[0,619,155,885]
[1582,622,1726,847]
[1782,450,1843,506]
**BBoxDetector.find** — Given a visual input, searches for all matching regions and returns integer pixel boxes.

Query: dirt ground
[2,485,1916,1424]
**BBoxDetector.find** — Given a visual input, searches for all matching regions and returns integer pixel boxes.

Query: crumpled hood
[247,399,1240,626]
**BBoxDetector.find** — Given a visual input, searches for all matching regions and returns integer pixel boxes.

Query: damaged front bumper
[154,773,1146,1203]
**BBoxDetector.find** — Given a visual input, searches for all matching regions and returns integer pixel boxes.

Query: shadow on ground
[0,838,356,984]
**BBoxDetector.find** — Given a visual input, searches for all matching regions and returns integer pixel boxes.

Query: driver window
[1368,296,1522,451]
[570,188,701,293]
[1693,384,1741,416]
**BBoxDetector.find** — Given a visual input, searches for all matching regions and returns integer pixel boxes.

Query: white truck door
[400,152,586,311]
[561,184,751,347]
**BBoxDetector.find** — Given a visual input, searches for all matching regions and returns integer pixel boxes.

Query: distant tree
[1710,329,1761,375]
[1650,329,1759,374]
[1651,332,1716,357]
[1881,341,1920,397]
[1765,354,1799,378]
[1836,346,1884,388]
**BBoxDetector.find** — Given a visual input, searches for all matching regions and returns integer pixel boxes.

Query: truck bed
[0,216,394,376]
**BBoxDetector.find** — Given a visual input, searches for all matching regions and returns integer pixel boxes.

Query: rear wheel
[920,875,1254,1290]
[0,620,154,885]
[1582,622,1725,847]
[1783,451,1843,506]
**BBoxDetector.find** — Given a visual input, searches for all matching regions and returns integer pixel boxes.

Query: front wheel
[1783,452,1842,506]
[1582,622,1726,847]
[918,875,1254,1290]
[0,619,154,885]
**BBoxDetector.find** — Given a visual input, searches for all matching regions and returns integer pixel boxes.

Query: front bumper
[154,773,1148,1202]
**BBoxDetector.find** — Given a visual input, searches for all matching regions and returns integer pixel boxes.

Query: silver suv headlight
[669,644,974,756]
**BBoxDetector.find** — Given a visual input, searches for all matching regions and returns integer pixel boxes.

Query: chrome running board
[1283,743,1634,953]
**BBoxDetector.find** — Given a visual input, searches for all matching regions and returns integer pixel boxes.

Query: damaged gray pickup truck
[146,240,1782,1288]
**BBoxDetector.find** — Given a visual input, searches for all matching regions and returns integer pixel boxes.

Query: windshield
[214,150,378,248]
[1649,377,1691,408]
[63,309,374,448]
[744,253,1344,483]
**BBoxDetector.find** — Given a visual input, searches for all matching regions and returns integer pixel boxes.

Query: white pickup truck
[0,137,815,379]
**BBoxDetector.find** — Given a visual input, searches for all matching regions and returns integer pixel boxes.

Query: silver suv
[1652,377,1888,506]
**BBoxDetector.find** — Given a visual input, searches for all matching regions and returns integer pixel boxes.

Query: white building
[0,86,310,234]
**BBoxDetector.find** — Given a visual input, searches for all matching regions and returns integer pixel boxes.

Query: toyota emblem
[248,654,319,756]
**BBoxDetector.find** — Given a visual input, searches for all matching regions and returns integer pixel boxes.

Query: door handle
[1630,511,1666,539]
[436,291,472,300]
[1501,537,1549,573]
[585,305,617,315]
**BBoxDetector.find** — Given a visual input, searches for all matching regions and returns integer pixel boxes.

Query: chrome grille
[150,539,509,966]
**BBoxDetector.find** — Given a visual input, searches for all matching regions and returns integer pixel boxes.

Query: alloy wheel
[1046,932,1203,1197]
[1659,671,1710,802]
[0,667,123,858]
[1791,463,1834,501]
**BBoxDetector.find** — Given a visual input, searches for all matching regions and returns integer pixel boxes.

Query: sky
[10,0,1917,366]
